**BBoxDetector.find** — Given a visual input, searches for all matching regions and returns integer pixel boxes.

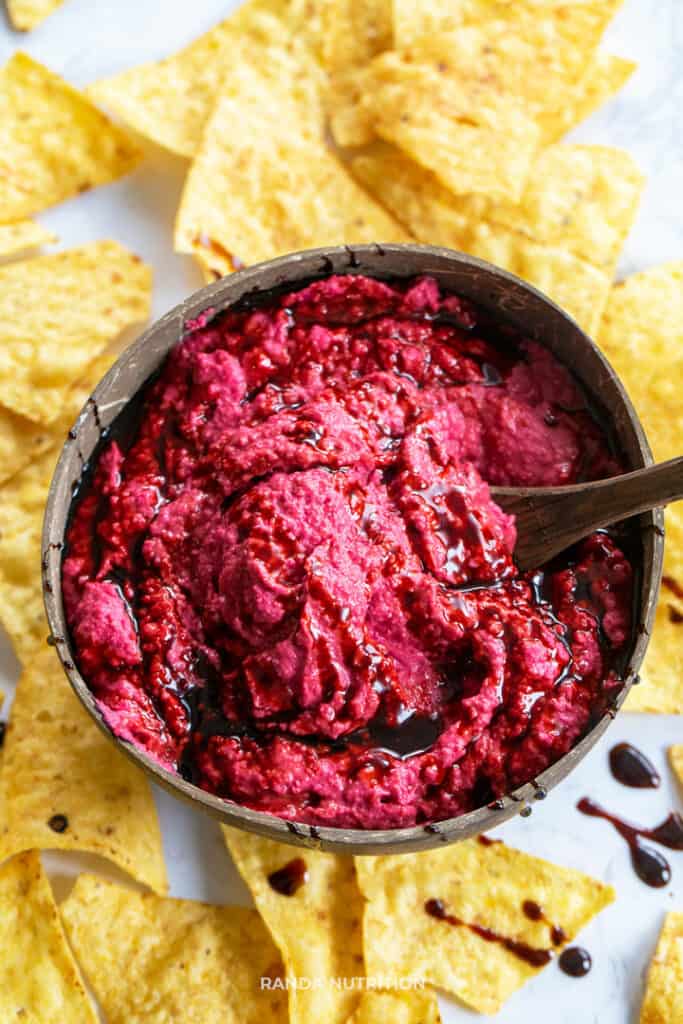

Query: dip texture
[63,275,633,828]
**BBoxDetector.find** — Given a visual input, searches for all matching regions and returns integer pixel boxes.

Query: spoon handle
[492,456,683,570]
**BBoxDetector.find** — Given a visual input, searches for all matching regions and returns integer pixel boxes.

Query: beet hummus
[63,274,634,829]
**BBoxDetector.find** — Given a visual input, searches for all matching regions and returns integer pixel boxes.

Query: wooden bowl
[42,244,664,854]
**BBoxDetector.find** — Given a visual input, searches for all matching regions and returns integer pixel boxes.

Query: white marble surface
[0,1,681,1021]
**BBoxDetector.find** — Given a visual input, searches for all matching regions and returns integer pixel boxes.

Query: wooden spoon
[491,456,682,572]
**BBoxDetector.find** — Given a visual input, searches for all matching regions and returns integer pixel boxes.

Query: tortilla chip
[598,265,683,713]
[89,3,323,159]
[640,913,683,1023]
[539,54,637,144]
[0,240,150,426]
[360,52,539,201]
[450,144,644,271]
[350,142,611,335]
[0,53,140,222]
[175,64,410,278]
[61,874,288,1024]
[0,219,55,259]
[6,0,64,29]
[669,746,683,788]
[0,646,167,894]
[224,828,364,1024]
[355,841,615,1015]
[0,851,97,1023]
[346,989,441,1024]
[0,350,114,493]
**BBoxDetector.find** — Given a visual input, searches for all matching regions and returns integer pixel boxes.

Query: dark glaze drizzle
[521,900,567,946]
[609,743,660,789]
[267,857,308,896]
[425,898,553,967]
[558,947,592,977]
[577,797,683,887]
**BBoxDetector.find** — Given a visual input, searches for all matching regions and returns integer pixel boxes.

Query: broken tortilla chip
[669,747,683,789]
[346,989,441,1024]
[224,828,364,1024]
[89,3,323,158]
[538,53,636,144]
[174,65,409,278]
[355,841,614,1015]
[61,874,288,1024]
[350,142,611,335]
[6,0,65,30]
[0,647,167,894]
[0,351,114,492]
[640,913,683,1023]
[0,52,140,222]
[0,240,150,426]
[0,851,97,1023]
[360,51,539,201]
[598,265,683,713]
[0,219,55,259]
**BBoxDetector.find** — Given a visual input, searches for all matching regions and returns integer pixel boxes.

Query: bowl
[42,244,664,854]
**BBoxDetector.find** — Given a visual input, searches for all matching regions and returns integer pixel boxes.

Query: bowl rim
[42,243,664,855]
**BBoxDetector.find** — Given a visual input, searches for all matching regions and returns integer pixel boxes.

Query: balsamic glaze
[609,743,660,789]
[477,834,502,847]
[48,813,69,833]
[577,797,683,887]
[267,857,308,896]
[0,721,5,748]
[425,898,553,967]
[558,947,592,977]
[521,900,567,946]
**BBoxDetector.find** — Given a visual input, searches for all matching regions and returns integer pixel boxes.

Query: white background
[0,1,682,1021]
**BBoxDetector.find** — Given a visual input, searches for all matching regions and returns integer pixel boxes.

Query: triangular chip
[0,53,140,222]
[598,265,683,713]
[346,989,441,1024]
[89,2,323,158]
[60,874,288,1024]
[0,851,97,1023]
[350,142,612,334]
[0,647,168,894]
[355,841,615,1015]
[6,0,65,30]
[0,240,150,425]
[360,52,540,201]
[538,53,636,144]
[669,746,683,789]
[224,828,364,1024]
[0,350,113,493]
[174,63,409,278]
[0,219,55,259]
[640,913,683,1023]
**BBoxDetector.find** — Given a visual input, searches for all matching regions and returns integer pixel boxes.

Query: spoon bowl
[41,244,664,854]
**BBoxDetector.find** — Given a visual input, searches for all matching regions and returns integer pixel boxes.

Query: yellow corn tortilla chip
[346,989,441,1024]
[89,3,323,159]
[448,144,644,272]
[61,874,288,1024]
[0,647,167,894]
[360,52,539,201]
[0,240,150,426]
[670,746,683,788]
[224,828,364,1024]
[0,350,114,492]
[0,851,97,1023]
[539,53,636,145]
[350,142,611,335]
[598,265,683,712]
[6,0,64,30]
[355,841,614,1015]
[0,219,55,259]
[0,444,55,659]
[175,65,410,278]
[640,913,683,1023]
[0,53,140,222]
